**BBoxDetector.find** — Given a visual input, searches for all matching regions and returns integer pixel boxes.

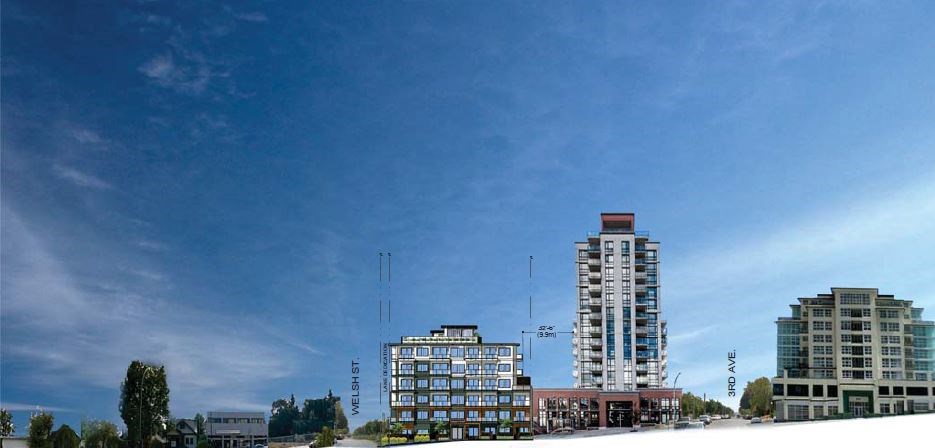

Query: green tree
[314,427,334,448]
[27,412,54,448]
[432,421,448,439]
[1,409,15,448]
[350,419,387,441]
[390,423,403,437]
[497,418,512,439]
[193,414,205,438]
[268,395,299,437]
[81,419,122,448]
[51,425,80,448]
[333,402,348,431]
[739,377,773,417]
[195,439,211,448]
[119,361,170,448]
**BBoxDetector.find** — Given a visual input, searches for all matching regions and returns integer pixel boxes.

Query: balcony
[588,258,601,268]
[589,272,601,281]
[589,312,602,322]
[588,285,602,296]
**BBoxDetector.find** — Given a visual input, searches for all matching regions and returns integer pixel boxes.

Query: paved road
[334,438,377,447]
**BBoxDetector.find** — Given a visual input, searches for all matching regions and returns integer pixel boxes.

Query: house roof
[168,419,198,435]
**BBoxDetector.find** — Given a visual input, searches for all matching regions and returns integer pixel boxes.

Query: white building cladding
[205,412,267,448]
[772,288,935,421]
[573,213,668,391]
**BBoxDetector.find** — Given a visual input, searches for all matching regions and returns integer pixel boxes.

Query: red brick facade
[532,388,682,431]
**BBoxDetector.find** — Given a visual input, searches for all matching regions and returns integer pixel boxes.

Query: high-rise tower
[572,213,668,390]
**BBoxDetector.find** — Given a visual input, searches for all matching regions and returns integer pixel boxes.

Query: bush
[51,425,80,448]
[413,435,429,443]
[315,427,335,448]
[378,436,407,445]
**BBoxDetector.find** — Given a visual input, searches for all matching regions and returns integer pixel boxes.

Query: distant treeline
[269,390,348,437]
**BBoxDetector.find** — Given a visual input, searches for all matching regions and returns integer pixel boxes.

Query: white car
[751,417,762,424]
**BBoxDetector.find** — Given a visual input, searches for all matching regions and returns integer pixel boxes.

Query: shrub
[378,436,407,445]
[413,434,430,443]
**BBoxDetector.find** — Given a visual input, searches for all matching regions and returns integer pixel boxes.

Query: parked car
[751,417,762,424]
[687,421,705,430]
[550,427,575,436]
[674,417,692,430]
[699,415,711,425]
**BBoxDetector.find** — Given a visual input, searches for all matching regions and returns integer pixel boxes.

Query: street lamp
[139,366,155,448]
[672,372,681,425]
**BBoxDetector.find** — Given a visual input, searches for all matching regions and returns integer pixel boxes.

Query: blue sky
[3,0,935,433]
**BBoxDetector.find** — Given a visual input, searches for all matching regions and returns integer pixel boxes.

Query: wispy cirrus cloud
[0,204,308,414]
[53,164,112,190]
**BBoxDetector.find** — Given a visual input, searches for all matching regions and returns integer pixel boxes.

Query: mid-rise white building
[772,288,935,420]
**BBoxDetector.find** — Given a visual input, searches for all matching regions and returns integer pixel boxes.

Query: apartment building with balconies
[389,325,532,441]
[772,287,935,420]
[572,213,668,392]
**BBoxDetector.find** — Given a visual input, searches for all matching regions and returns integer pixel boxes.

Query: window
[604,241,613,250]
[417,364,428,372]
[880,403,891,414]
[450,347,464,358]
[812,385,823,397]
[432,394,449,406]
[400,363,413,374]
[787,384,808,397]
[498,347,512,357]
[773,383,784,396]
[451,395,465,405]
[879,386,890,396]
[417,379,428,388]
[451,363,465,374]
[499,395,511,404]
[417,395,428,404]
[432,347,448,358]
[498,379,511,388]
[400,347,414,359]
[417,410,428,420]
[787,405,809,421]
[450,410,464,420]
[417,347,429,357]
[498,363,511,372]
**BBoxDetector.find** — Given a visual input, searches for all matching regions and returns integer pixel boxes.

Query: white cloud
[0,402,76,413]
[53,164,111,190]
[138,53,210,95]
[669,324,718,343]
[235,12,268,23]
[0,205,306,414]
[69,127,106,145]
[136,239,169,252]
[667,175,935,299]
[138,53,177,82]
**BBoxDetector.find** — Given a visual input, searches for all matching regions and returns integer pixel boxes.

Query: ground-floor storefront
[532,388,682,433]
[772,378,935,421]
